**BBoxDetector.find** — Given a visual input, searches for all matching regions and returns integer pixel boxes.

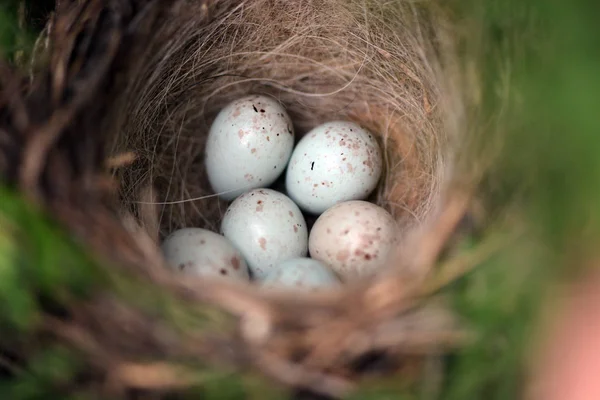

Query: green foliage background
[2,0,600,399]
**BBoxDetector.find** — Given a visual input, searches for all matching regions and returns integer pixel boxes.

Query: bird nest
[0,0,475,397]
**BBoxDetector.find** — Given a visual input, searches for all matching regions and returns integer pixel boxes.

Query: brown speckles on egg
[336,249,350,262]
[255,200,264,212]
[161,228,250,281]
[244,173,254,181]
[354,249,363,257]
[205,95,294,200]
[231,257,240,270]
[308,200,397,282]
[285,121,382,214]
[221,188,308,280]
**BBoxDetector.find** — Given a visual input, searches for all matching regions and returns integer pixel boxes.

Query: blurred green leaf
[0,1,35,62]
[0,187,103,306]
[0,216,39,333]
[440,0,600,398]
[29,345,82,386]
[346,384,415,400]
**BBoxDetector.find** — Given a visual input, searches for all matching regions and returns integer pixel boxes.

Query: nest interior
[107,0,446,242]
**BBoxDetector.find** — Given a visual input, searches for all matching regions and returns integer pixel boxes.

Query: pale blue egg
[261,257,340,291]
[161,228,250,282]
[221,189,308,280]
[205,95,295,201]
[285,121,382,215]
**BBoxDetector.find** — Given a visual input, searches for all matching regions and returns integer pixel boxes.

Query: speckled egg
[261,258,341,292]
[308,201,398,282]
[285,121,382,214]
[161,228,250,281]
[205,95,295,201]
[221,188,308,280]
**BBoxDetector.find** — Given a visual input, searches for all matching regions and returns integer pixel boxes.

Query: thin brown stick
[42,316,114,367]
[412,192,472,274]
[0,64,30,133]
[108,362,195,390]
[105,152,137,169]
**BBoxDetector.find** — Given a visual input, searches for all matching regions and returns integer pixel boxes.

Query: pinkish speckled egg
[161,228,250,281]
[205,95,295,201]
[221,188,308,280]
[260,257,341,292]
[308,201,398,282]
[285,121,382,214]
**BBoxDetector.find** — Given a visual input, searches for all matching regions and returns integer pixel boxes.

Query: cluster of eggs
[161,95,398,292]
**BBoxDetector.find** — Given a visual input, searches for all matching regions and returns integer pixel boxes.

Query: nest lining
[107,0,446,244]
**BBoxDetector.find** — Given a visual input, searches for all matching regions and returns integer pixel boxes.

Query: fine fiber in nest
[107,0,450,243]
